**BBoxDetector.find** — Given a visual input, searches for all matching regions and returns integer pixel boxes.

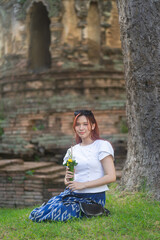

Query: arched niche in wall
[86,1,100,64]
[28,1,51,72]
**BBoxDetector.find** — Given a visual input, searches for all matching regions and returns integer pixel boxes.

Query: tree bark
[116,0,160,199]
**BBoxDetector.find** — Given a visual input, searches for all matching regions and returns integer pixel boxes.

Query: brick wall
[0,0,127,162]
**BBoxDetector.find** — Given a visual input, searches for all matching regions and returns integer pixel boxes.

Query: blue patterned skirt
[29,189,106,222]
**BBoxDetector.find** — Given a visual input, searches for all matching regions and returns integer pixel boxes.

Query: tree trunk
[116,0,160,199]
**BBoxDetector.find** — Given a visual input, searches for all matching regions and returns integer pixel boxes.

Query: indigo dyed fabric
[29,189,105,222]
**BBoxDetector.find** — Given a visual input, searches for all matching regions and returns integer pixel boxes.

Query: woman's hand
[66,181,86,191]
[64,168,74,186]
[64,167,85,190]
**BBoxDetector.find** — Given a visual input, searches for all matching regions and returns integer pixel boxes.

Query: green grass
[0,185,159,240]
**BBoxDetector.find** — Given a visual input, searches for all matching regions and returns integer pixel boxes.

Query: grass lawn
[0,184,159,240]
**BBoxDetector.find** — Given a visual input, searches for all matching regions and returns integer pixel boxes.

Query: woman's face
[75,115,95,141]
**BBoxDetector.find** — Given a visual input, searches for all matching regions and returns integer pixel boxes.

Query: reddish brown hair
[73,111,100,143]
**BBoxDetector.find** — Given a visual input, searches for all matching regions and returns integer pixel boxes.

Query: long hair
[73,110,100,144]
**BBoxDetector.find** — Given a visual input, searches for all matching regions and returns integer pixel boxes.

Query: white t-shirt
[63,139,114,193]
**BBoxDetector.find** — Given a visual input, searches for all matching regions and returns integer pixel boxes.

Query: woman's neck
[80,138,94,146]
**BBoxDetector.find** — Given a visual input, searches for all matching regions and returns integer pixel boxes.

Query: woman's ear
[92,123,95,130]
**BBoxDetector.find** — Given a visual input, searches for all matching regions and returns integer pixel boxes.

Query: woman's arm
[67,155,116,191]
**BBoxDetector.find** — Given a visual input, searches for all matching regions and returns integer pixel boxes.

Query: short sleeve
[63,148,71,165]
[98,141,114,161]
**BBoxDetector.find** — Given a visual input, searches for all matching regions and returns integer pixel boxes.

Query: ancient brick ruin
[0,0,126,207]
[0,159,66,207]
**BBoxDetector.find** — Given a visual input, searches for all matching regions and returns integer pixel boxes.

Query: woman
[29,110,116,222]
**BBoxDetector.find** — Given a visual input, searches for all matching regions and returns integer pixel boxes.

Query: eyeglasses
[74,110,93,117]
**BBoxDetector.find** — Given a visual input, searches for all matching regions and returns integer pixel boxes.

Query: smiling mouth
[79,132,85,134]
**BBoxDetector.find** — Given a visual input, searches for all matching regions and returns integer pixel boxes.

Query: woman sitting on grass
[29,110,116,222]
